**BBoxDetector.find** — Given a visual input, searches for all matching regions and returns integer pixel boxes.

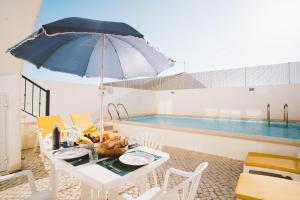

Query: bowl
[98,145,128,157]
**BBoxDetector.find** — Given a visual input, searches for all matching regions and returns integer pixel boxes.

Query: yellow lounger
[69,113,98,135]
[35,115,67,161]
[37,115,66,138]
[235,173,300,200]
[244,152,300,181]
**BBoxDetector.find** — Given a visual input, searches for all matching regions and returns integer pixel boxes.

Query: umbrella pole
[99,33,105,140]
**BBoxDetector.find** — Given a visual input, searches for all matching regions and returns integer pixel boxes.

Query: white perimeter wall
[22,80,300,155]
[33,80,157,124]
[156,84,300,121]
[0,0,41,171]
[32,81,300,123]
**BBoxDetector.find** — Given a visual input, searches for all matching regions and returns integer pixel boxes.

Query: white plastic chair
[0,170,56,200]
[136,133,163,187]
[122,162,208,200]
[137,133,163,151]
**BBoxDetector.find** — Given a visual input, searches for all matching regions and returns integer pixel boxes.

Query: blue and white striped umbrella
[8,17,175,134]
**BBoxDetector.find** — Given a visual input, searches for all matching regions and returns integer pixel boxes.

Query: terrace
[0,147,242,200]
[1,1,300,200]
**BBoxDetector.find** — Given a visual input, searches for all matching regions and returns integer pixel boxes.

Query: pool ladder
[108,103,121,120]
[284,104,288,128]
[267,104,288,128]
[267,104,270,127]
[107,103,129,120]
[117,103,129,120]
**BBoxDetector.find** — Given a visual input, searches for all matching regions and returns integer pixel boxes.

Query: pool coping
[124,113,300,123]
[109,119,300,147]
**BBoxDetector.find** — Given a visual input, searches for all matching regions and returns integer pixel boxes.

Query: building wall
[21,80,300,150]
[21,80,157,149]
[0,0,41,171]
[155,84,300,121]
[30,80,157,124]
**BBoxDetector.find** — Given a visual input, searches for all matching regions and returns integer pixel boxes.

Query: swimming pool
[127,115,300,140]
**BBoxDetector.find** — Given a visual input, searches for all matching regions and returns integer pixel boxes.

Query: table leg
[107,187,120,200]
[80,183,92,200]
[137,175,147,195]
[48,160,59,198]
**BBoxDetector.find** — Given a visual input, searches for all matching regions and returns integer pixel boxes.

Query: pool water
[128,115,300,140]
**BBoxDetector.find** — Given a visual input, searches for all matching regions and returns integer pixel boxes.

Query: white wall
[0,0,41,171]
[33,80,157,125]
[21,80,157,149]
[156,84,300,121]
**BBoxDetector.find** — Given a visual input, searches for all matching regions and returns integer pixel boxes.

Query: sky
[24,0,300,84]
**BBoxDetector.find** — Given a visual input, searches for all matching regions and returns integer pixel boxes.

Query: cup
[89,147,98,164]
[66,132,74,147]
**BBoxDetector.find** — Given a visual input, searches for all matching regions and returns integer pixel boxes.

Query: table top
[43,138,169,191]
[235,173,300,200]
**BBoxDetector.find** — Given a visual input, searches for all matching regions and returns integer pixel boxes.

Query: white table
[43,139,170,200]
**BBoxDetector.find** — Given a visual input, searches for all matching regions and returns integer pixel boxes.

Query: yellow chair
[35,115,67,161]
[69,113,98,135]
[244,152,300,181]
[37,115,66,138]
[235,173,300,200]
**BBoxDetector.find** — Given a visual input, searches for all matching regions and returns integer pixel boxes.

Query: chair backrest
[162,162,208,200]
[37,115,66,138]
[137,132,162,150]
[69,113,95,133]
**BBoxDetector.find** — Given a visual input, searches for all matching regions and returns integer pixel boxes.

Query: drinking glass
[66,131,74,147]
[89,147,98,164]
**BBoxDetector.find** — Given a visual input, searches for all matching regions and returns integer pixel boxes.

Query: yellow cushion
[69,113,98,134]
[235,173,300,200]
[37,115,66,138]
[245,152,300,174]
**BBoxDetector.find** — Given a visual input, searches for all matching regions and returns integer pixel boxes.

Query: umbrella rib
[106,35,126,79]
[110,35,159,75]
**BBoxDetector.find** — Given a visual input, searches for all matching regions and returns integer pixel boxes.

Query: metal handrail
[117,103,129,120]
[284,104,288,128]
[107,103,121,120]
[267,104,270,127]
[22,75,50,117]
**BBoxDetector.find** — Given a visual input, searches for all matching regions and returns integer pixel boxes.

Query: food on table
[83,133,100,143]
[76,136,93,145]
[98,132,128,157]
[102,131,120,142]
[101,135,128,150]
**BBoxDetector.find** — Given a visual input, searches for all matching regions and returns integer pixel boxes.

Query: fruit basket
[97,132,128,157]
[98,145,128,157]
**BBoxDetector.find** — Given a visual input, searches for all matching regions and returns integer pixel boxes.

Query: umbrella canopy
[8,17,174,79]
[7,17,174,135]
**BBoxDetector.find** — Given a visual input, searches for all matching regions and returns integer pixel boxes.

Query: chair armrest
[162,168,193,191]
[0,170,37,193]
[167,168,193,177]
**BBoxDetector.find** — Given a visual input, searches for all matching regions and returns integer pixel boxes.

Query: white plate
[119,151,155,166]
[54,148,89,160]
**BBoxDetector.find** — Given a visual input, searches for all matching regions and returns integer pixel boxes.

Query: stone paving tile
[0,146,242,199]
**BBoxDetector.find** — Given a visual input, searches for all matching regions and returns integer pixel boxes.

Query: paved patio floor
[0,146,242,200]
